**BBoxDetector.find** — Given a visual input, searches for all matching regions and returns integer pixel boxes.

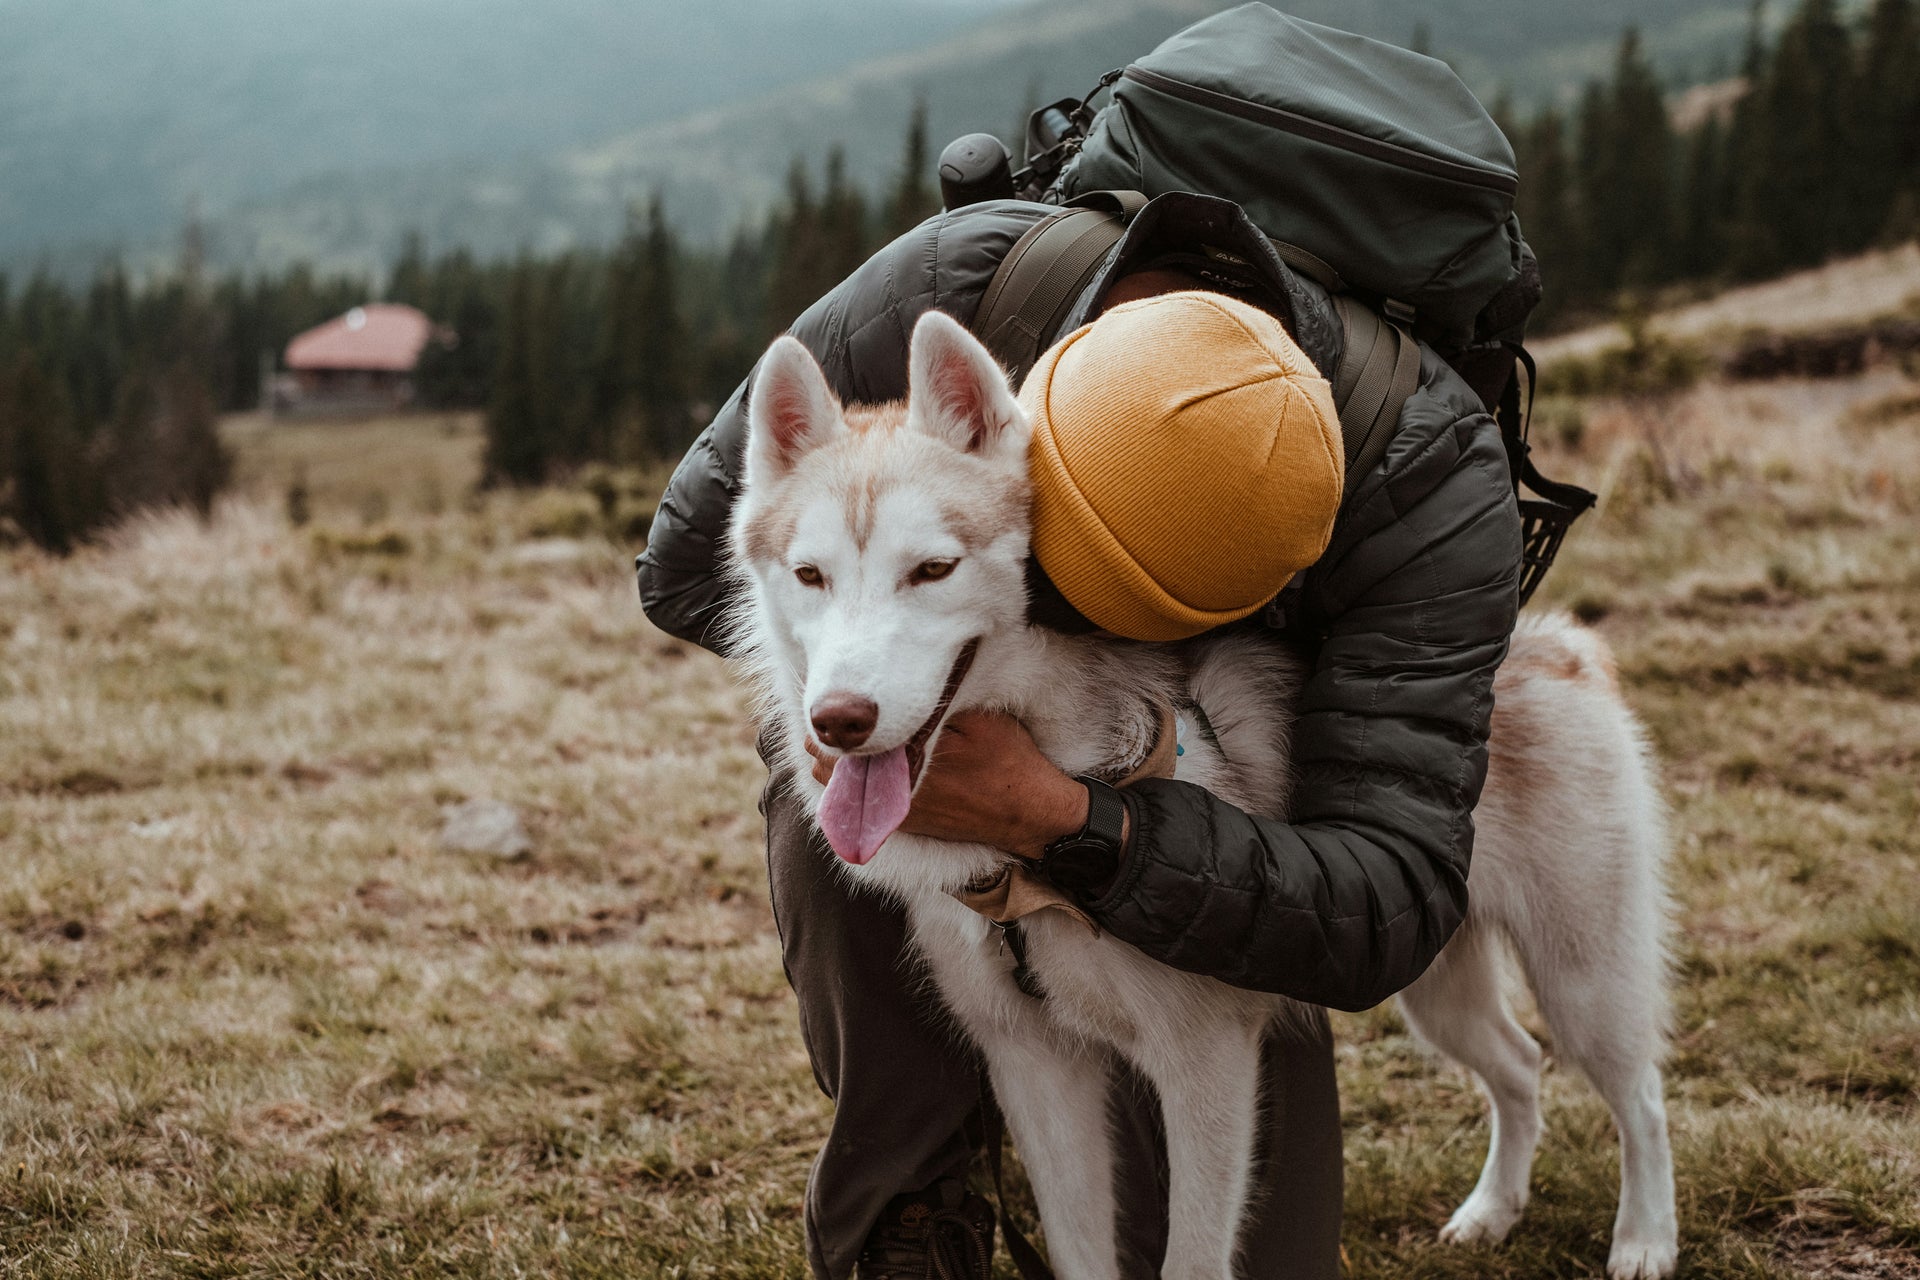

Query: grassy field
[1530,243,1920,365]
[1,368,1916,1278]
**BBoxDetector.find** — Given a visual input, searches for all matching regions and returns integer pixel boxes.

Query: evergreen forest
[3,0,1916,552]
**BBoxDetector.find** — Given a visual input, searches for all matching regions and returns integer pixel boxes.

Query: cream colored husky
[725,310,1677,1280]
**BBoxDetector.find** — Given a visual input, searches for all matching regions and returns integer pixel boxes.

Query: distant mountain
[0,0,1020,267]
[3,0,1757,276]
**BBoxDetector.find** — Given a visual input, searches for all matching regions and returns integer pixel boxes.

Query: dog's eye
[794,564,824,587]
[909,559,958,585]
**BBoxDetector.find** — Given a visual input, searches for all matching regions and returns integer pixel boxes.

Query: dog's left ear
[907,310,1026,456]
[744,335,844,488]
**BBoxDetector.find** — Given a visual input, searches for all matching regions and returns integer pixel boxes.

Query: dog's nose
[811,694,879,750]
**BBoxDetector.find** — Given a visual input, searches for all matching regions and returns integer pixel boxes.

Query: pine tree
[1859,0,1920,241]
[1514,108,1578,321]
[13,275,79,398]
[768,160,822,332]
[595,211,649,460]
[103,357,164,513]
[1742,0,1770,81]
[388,231,430,308]
[106,356,230,520]
[534,255,590,467]
[1569,80,1612,300]
[634,196,689,460]
[887,98,940,239]
[485,259,549,486]
[820,148,872,290]
[694,226,772,413]
[1676,113,1730,278]
[721,225,771,347]
[88,221,234,523]
[1588,30,1675,289]
[74,264,133,425]
[212,277,269,411]
[596,197,690,463]
[1733,0,1858,271]
[1721,1,1780,275]
[414,249,501,409]
[0,352,98,553]
[158,220,232,517]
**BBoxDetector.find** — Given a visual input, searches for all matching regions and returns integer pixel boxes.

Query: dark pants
[763,772,1344,1280]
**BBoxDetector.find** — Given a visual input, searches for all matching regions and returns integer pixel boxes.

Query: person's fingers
[802,735,834,784]
[933,710,1013,751]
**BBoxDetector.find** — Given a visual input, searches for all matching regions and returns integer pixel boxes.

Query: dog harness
[953,699,1182,998]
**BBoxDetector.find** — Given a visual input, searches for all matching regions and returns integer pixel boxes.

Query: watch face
[1043,777,1125,894]
[1045,839,1119,894]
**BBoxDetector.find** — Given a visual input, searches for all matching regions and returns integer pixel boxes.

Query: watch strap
[1038,776,1128,895]
[1075,775,1127,851]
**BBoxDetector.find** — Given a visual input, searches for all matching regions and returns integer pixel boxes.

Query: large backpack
[970,2,1594,606]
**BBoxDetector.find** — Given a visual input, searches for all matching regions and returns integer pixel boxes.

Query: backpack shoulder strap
[977,199,1420,495]
[972,192,1143,385]
[1330,295,1421,496]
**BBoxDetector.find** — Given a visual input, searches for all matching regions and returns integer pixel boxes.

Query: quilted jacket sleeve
[1086,352,1522,1011]
[636,204,1043,653]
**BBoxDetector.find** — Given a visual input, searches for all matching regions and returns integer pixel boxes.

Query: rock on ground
[438,799,532,859]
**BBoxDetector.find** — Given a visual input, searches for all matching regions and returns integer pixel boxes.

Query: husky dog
[725,310,1677,1280]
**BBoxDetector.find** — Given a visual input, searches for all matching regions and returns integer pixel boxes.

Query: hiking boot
[855,1177,996,1280]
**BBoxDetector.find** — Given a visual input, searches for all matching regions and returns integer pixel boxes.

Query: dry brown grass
[223,411,487,525]
[1533,241,1920,365]
[1,483,810,1274]
[2,379,1917,1276]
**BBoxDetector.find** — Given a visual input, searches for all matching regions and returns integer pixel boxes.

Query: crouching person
[637,192,1521,1279]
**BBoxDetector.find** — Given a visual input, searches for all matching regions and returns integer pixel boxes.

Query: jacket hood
[1054,191,1345,381]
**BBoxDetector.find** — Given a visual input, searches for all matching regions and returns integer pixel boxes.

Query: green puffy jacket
[637,192,1521,1012]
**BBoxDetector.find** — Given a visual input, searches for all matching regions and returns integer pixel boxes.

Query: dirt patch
[1778,1231,1920,1279]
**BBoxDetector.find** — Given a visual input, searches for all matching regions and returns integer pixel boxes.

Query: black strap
[972,192,1141,384]
[1331,295,1421,494]
[1521,453,1598,513]
[974,192,1422,495]
[1066,188,1147,218]
[982,1083,1057,1280]
[996,922,1046,1000]
[1266,235,1345,292]
[1503,345,1596,514]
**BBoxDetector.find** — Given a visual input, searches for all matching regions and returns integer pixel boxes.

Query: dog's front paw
[1437,1191,1525,1247]
[1607,1236,1677,1280]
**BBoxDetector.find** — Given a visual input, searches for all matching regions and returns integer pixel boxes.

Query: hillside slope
[8,0,1759,273]
[1533,243,1920,365]
[0,0,1014,265]
[199,0,1759,274]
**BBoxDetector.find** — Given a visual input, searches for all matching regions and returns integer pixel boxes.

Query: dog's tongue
[819,747,912,865]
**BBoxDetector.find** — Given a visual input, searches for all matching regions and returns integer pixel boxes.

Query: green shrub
[1540,309,1709,401]
[518,490,603,541]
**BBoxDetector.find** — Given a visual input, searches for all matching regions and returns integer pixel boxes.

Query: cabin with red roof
[272,304,442,414]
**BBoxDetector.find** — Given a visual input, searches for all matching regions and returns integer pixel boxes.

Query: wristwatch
[1036,776,1129,896]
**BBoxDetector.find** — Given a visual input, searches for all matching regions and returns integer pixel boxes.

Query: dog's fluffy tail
[1512,610,1621,691]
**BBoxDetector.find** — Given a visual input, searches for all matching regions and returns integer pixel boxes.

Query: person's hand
[805,711,1094,860]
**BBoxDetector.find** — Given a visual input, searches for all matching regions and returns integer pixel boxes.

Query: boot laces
[919,1205,991,1280]
[859,1202,991,1280]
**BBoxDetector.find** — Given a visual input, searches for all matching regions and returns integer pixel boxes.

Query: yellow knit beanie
[1021,291,1344,642]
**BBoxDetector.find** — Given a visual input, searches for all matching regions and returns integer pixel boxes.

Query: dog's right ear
[907,310,1025,457]
[745,336,843,484]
